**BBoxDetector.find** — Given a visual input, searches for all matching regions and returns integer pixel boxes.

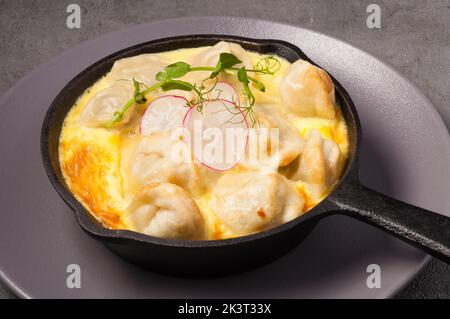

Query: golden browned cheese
[61,141,123,228]
[59,43,349,239]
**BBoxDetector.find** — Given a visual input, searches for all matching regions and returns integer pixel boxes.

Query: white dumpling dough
[125,183,205,240]
[121,130,200,197]
[188,41,252,70]
[280,59,336,119]
[211,171,305,234]
[78,55,171,128]
[293,129,340,200]
[78,83,133,127]
[108,54,169,87]
[185,41,253,84]
[140,95,189,136]
[244,106,304,170]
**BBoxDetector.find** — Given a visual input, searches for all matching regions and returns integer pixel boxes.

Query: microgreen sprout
[106,51,281,128]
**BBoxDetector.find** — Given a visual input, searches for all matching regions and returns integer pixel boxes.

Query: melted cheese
[59,44,349,238]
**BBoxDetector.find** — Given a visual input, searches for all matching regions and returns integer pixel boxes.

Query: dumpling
[121,130,200,197]
[140,95,190,136]
[211,171,304,234]
[78,83,133,128]
[243,106,304,171]
[291,129,341,200]
[185,41,253,84]
[125,183,205,240]
[108,54,169,87]
[280,59,336,119]
[188,41,252,70]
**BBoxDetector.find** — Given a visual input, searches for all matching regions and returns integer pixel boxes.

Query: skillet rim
[40,34,361,248]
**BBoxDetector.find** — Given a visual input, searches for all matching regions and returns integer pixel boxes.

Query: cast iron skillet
[41,35,450,277]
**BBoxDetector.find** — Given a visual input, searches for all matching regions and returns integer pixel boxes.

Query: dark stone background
[0,0,449,298]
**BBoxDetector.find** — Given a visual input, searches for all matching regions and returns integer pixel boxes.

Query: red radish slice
[183,99,249,171]
[140,95,189,136]
[208,82,239,104]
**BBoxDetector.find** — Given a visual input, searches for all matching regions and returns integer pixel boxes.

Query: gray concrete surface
[0,0,449,298]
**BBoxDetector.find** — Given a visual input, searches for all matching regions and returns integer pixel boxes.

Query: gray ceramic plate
[0,17,449,298]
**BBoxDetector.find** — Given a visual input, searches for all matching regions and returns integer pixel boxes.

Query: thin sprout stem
[189,66,215,72]
[105,98,134,128]
[227,67,271,74]
[189,66,272,74]
[106,81,165,128]
[140,81,165,96]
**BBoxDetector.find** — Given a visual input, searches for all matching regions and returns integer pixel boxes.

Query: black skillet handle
[328,181,450,264]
